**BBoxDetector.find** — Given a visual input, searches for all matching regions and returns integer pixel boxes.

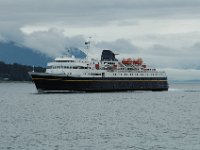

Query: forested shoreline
[0,61,45,81]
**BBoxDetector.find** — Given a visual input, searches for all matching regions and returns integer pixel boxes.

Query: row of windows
[48,66,91,69]
[55,60,75,62]
[55,60,90,63]
[65,72,163,77]
[112,73,163,76]
[119,68,156,71]
[82,73,163,76]
[83,73,102,76]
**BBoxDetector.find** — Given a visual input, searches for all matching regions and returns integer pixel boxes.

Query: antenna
[85,36,92,50]
[65,47,71,57]
[32,65,35,72]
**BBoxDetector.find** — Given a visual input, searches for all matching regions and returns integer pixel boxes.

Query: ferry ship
[29,50,168,92]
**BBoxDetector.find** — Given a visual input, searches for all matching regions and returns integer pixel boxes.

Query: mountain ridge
[0,41,86,67]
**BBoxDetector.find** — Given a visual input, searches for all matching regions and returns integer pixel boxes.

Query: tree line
[0,61,45,81]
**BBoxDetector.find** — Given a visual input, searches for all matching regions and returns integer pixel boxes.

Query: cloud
[0,34,6,42]
[142,55,200,70]
[22,29,66,57]
[95,39,138,54]
[22,28,86,57]
[190,42,200,53]
[144,44,180,57]
[1,0,200,27]
[139,41,200,69]
[138,31,200,49]
[165,68,200,81]
[0,22,24,44]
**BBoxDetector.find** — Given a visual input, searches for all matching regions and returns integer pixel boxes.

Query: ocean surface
[0,82,200,150]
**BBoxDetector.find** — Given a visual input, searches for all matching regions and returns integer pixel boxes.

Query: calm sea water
[0,82,200,150]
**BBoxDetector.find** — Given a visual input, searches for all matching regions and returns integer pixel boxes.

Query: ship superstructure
[29,50,168,92]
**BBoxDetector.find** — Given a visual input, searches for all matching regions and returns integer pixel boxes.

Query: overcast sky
[1,0,200,80]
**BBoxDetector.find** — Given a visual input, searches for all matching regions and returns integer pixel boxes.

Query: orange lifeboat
[122,58,133,65]
[133,58,143,65]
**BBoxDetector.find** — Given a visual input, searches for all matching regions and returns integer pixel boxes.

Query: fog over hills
[0,41,52,66]
[0,41,86,67]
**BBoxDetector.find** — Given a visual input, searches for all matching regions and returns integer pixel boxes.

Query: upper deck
[44,50,167,78]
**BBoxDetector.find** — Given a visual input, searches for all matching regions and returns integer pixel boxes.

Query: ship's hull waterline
[29,72,169,93]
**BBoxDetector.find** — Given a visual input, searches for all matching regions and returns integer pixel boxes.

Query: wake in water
[169,88,184,92]
[169,88,200,92]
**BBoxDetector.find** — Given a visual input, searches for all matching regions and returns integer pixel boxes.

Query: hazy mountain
[0,42,86,67]
[0,41,52,66]
[65,47,86,59]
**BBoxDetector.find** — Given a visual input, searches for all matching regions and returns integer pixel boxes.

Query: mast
[32,65,35,72]
[84,37,92,60]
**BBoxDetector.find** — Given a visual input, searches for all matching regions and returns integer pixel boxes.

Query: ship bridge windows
[104,62,115,65]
